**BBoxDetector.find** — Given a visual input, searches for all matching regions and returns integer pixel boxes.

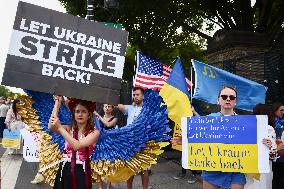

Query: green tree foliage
[58,0,208,81]
[0,85,14,98]
[58,0,284,80]
[182,0,284,48]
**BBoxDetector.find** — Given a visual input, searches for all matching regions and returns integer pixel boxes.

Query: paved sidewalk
[1,146,202,189]
[91,157,202,189]
[1,149,23,189]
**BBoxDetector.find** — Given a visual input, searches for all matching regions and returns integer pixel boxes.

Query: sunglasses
[220,95,236,101]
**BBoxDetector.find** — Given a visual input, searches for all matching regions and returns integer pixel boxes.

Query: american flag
[133,52,192,90]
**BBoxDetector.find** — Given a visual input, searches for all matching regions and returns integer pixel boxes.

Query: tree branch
[181,22,212,40]
[217,2,237,30]
[206,16,224,29]
[215,10,232,29]
[214,11,228,28]
[256,0,273,32]
[270,27,284,49]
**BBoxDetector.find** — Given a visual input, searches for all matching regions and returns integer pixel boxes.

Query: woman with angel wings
[20,90,170,189]
[49,95,99,189]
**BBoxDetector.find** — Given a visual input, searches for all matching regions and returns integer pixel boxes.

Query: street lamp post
[86,0,94,21]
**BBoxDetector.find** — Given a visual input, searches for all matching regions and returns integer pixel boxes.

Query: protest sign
[20,127,39,162]
[23,146,39,162]
[2,129,21,149]
[181,115,270,173]
[1,1,128,104]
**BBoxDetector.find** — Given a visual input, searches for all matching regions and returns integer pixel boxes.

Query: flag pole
[133,51,139,87]
[86,0,94,21]
[190,66,193,101]
[133,63,136,87]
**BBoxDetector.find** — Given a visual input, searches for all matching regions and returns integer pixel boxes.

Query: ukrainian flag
[160,58,193,151]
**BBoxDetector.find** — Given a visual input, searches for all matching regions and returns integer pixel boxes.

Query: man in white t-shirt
[117,87,149,189]
[0,97,9,140]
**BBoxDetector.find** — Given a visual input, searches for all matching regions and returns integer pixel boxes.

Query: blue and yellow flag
[160,58,193,151]
[192,60,267,111]
[2,129,21,149]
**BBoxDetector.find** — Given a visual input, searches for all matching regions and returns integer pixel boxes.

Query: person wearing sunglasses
[172,85,246,189]
[201,86,247,189]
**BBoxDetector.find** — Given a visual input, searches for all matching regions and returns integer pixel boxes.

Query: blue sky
[0,0,66,93]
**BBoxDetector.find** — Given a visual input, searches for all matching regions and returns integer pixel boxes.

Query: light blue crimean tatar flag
[192,60,267,111]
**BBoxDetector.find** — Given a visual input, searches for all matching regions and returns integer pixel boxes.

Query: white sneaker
[31,173,44,184]
[7,149,15,155]
[187,175,197,184]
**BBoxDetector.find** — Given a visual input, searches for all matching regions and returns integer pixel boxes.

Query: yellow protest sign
[185,143,258,173]
[172,123,182,151]
[2,129,21,149]
[181,115,270,173]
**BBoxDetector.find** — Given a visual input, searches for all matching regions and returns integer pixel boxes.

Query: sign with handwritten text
[172,123,182,151]
[181,115,270,173]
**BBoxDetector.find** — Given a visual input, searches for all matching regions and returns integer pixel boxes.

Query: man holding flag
[133,52,194,151]
[133,52,201,183]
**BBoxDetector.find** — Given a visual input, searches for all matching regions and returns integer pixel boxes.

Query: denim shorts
[202,170,246,188]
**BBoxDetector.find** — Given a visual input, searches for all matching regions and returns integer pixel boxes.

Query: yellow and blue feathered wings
[19,90,71,185]
[91,91,171,182]
[19,90,170,186]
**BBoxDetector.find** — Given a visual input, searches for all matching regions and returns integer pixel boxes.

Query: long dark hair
[253,104,275,127]
[12,99,20,117]
[272,102,284,119]
[103,104,115,116]
[71,101,95,134]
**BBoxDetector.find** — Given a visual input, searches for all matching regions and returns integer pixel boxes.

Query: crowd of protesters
[1,86,284,189]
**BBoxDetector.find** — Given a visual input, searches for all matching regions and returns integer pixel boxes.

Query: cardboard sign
[20,126,39,162]
[23,146,39,162]
[2,129,21,149]
[2,1,129,104]
[172,123,182,151]
[181,115,270,173]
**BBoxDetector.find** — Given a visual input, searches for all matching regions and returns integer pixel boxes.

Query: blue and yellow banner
[160,58,193,151]
[181,115,270,173]
[192,60,267,111]
[2,129,21,149]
